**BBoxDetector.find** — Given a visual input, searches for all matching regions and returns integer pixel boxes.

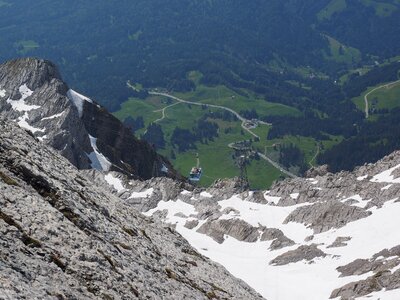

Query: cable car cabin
[189,167,202,182]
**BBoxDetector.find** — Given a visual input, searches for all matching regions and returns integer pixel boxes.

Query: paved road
[149,91,270,138]
[150,91,297,178]
[364,79,400,119]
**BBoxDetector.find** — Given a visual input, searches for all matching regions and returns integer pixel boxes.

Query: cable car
[189,153,202,182]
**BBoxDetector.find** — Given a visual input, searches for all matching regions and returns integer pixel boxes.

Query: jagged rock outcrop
[331,270,400,299]
[0,58,179,180]
[140,149,400,299]
[197,219,262,244]
[269,244,327,266]
[284,200,372,233]
[0,119,263,299]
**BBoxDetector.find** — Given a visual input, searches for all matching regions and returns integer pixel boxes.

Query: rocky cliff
[0,119,262,299]
[0,58,179,180]
[112,150,400,299]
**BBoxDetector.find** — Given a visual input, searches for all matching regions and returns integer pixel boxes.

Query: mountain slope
[0,118,262,299]
[0,58,179,180]
[112,152,400,299]
[1,0,398,110]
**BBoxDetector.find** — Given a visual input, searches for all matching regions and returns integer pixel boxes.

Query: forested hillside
[1,0,399,181]
[0,0,399,109]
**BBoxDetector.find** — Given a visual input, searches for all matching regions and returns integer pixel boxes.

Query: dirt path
[364,79,400,119]
[150,91,297,178]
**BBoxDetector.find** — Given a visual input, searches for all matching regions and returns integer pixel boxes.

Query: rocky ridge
[111,150,400,299]
[0,58,178,180]
[0,119,263,299]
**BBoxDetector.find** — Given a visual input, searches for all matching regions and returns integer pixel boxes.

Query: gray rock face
[330,245,400,299]
[284,200,372,233]
[197,219,262,244]
[0,119,263,299]
[327,236,351,248]
[270,244,326,266]
[331,270,400,299]
[260,228,295,250]
[0,58,179,180]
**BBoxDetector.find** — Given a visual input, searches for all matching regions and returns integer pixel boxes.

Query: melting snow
[371,164,400,184]
[6,84,39,112]
[104,173,125,193]
[67,89,93,118]
[381,184,393,191]
[41,112,64,121]
[264,193,281,205]
[17,114,45,133]
[200,191,213,198]
[357,174,368,181]
[357,288,400,300]
[6,85,45,133]
[87,135,112,171]
[129,188,154,199]
[146,194,400,300]
[307,178,319,185]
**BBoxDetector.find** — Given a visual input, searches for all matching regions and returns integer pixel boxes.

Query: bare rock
[327,236,351,248]
[197,219,261,244]
[184,220,199,230]
[284,200,371,233]
[270,244,326,266]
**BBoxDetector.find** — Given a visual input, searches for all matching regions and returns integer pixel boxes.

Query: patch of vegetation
[317,0,347,21]
[323,35,361,65]
[0,1,11,8]
[13,40,39,54]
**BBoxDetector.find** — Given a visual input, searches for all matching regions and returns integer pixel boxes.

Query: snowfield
[87,134,112,171]
[145,195,400,299]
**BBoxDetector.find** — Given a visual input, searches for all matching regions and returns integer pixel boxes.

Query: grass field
[317,0,347,21]
[14,40,39,54]
[323,35,361,65]
[352,80,400,113]
[0,1,10,8]
[174,75,302,118]
[114,78,333,189]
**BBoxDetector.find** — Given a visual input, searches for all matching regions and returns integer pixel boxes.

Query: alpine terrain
[1,58,400,299]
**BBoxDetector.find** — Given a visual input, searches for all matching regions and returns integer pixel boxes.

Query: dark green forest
[1,0,400,174]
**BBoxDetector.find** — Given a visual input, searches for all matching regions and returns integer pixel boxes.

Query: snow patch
[87,135,112,171]
[307,178,319,185]
[0,89,6,97]
[144,199,196,223]
[17,113,45,134]
[357,288,400,300]
[6,84,39,112]
[265,195,281,205]
[38,135,48,142]
[200,191,213,198]
[371,164,400,184]
[145,193,400,300]
[67,89,93,118]
[290,193,299,200]
[41,112,64,121]
[357,174,368,181]
[104,173,125,193]
[381,184,393,191]
[129,188,154,199]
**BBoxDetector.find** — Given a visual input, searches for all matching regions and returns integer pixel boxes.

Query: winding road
[364,79,400,119]
[149,91,297,178]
